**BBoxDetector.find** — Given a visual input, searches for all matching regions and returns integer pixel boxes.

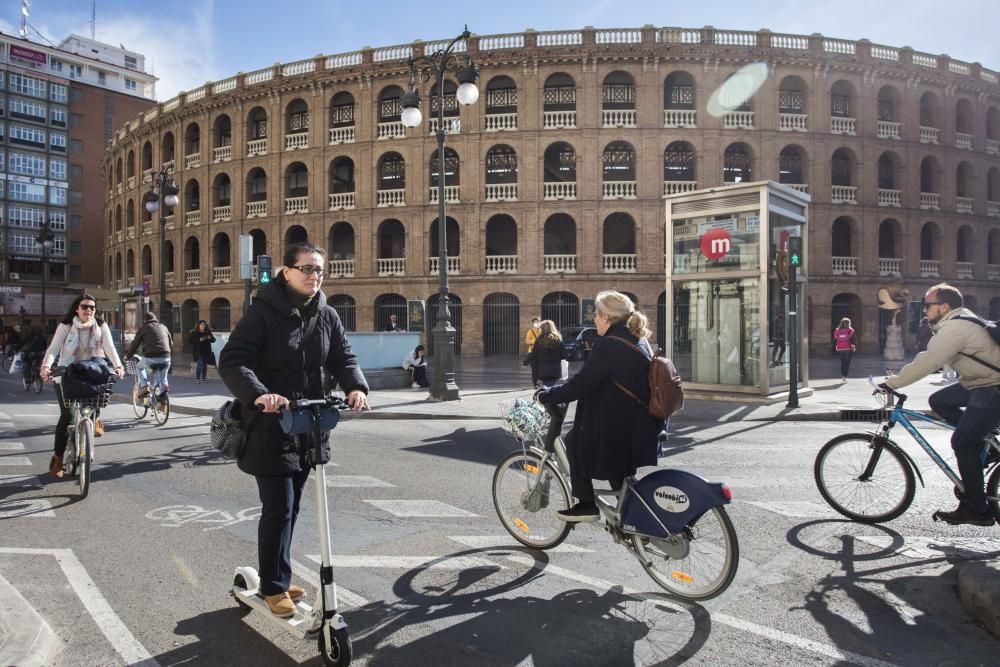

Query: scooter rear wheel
[318,625,352,666]
[232,575,252,609]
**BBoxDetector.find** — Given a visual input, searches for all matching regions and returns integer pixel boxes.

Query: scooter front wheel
[318,624,352,666]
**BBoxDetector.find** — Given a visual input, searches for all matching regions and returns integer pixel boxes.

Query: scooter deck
[232,586,318,639]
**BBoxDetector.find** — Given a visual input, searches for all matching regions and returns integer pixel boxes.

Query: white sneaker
[411,382,420,388]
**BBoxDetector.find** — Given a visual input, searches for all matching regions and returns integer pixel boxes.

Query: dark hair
[193,319,211,332]
[414,345,426,355]
[928,282,964,310]
[283,242,327,269]
[60,293,104,326]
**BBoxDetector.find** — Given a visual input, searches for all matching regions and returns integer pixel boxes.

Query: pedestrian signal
[787,236,803,267]
[257,255,272,285]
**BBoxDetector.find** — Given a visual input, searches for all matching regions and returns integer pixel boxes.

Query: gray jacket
[127,319,173,358]
[886,308,1000,390]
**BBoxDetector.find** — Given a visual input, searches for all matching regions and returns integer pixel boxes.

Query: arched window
[485,76,517,115]
[778,76,806,114]
[328,294,357,331]
[247,107,268,140]
[602,213,636,273]
[329,92,355,128]
[185,179,200,211]
[184,122,200,157]
[541,291,580,329]
[211,232,231,269]
[602,141,635,181]
[285,162,309,198]
[544,142,576,185]
[429,147,460,187]
[778,146,804,185]
[213,173,231,208]
[543,213,576,262]
[543,73,576,117]
[428,217,460,258]
[602,71,635,110]
[328,222,355,261]
[378,86,403,123]
[485,145,517,184]
[920,92,940,129]
[664,141,696,185]
[161,132,175,164]
[485,215,517,269]
[378,152,405,190]
[285,98,309,135]
[482,293,520,355]
[141,245,152,275]
[723,143,752,183]
[374,293,406,331]
[210,298,231,332]
[213,114,232,149]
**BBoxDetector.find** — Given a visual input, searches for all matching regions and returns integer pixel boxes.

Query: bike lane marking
[0,442,25,451]
[0,498,54,517]
[0,547,159,666]
[0,456,31,466]
[363,499,478,517]
[0,474,41,487]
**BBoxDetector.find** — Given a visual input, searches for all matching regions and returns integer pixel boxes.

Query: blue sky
[3,0,998,100]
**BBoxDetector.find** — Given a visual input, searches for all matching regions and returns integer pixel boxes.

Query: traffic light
[787,236,803,268]
[257,255,272,285]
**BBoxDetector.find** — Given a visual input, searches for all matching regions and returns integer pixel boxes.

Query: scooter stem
[312,411,338,614]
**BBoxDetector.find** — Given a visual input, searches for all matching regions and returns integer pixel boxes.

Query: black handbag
[210,399,257,459]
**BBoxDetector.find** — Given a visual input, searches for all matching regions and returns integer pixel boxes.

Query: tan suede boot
[288,584,305,601]
[49,455,64,479]
[94,418,105,437]
[264,592,295,617]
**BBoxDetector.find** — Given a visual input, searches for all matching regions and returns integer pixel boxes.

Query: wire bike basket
[124,358,139,376]
[59,383,114,410]
[499,398,550,442]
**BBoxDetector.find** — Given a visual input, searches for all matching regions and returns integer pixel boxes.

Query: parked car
[561,326,598,361]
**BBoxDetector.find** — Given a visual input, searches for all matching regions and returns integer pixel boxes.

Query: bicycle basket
[124,358,138,376]
[499,398,550,441]
[60,381,113,409]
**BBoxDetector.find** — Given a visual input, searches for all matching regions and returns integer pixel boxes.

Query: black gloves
[535,387,551,405]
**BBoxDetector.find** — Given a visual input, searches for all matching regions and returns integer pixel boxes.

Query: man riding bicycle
[126,312,173,397]
[20,326,47,382]
[879,282,1000,526]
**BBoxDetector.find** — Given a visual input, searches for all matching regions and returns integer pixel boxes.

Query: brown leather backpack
[608,336,684,420]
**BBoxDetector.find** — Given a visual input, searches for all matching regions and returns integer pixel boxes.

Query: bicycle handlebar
[867,376,907,404]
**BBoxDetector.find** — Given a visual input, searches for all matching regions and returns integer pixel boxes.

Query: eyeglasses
[290,265,325,277]
[79,304,97,311]
[922,301,943,308]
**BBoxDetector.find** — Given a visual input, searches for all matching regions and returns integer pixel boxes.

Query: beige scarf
[60,317,103,363]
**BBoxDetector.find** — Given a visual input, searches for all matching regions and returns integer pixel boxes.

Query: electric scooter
[231,396,353,666]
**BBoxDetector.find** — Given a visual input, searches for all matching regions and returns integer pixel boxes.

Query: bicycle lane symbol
[145,505,262,531]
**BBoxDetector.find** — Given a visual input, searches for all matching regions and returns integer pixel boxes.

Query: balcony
[213,145,232,163]
[722,111,753,129]
[987,201,1000,218]
[246,201,267,218]
[285,196,308,214]
[485,255,517,274]
[185,211,201,226]
[987,139,1000,156]
[602,109,636,128]
[184,269,201,285]
[429,256,460,275]
[212,266,232,284]
[663,181,698,197]
[831,256,858,276]
[663,109,696,128]
[161,160,175,172]
[246,138,267,157]
[544,254,576,273]
[919,259,940,278]
[603,181,637,199]
[115,183,123,195]
[127,176,135,190]
[485,183,517,202]
[956,196,974,214]
[543,182,576,200]
[830,117,856,135]
[185,153,201,170]
[377,258,405,276]
[877,121,901,139]
[327,259,355,278]
[126,275,135,286]
[115,230,123,242]
[878,257,902,277]
[784,184,809,194]
[955,132,973,150]
[956,261,974,280]
[920,192,940,210]
[328,126,355,145]
[212,205,231,223]
[329,192,356,210]
[673,254,692,274]
[603,254,636,273]
[377,121,405,140]
[142,221,151,235]
[988,264,1000,281]
[429,118,460,134]
[142,168,153,184]
[429,185,460,204]
[485,113,517,132]
[285,132,308,151]
[778,113,807,131]
[126,226,136,240]
[377,189,405,207]
[878,189,901,207]
[543,111,576,129]
[831,185,857,204]
[919,126,939,144]
[164,214,175,230]
[164,271,175,288]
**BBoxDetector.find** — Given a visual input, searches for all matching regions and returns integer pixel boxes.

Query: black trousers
[255,467,310,596]
[411,365,429,387]
[837,349,853,377]
[53,382,101,457]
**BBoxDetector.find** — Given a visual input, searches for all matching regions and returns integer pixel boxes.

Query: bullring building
[102,26,1000,360]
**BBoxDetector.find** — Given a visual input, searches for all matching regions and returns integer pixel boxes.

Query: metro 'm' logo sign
[700,228,732,260]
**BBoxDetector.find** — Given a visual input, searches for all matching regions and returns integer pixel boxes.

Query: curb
[0,573,62,667]
[957,559,1000,639]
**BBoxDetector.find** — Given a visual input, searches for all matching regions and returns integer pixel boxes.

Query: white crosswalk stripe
[0,442,25,451]
[0,498,55,518]
[448,534,594,553]
[363,499,478,518]
[326,475,395,488]
[0,474,41,487]
[0,456,32,466]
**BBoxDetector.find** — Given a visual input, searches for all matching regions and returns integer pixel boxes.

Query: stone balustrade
[956,196,974,214]
[987,139,1000,155]
[246,138,267,156]
[212,266,232,284]
[246,201,267,218]
[543,254,576,273]
[543,182,576,200]
[603,181,637,199]
[485,113,517,132]
[543,111,576,129]
[377,189,405,207]
[164,214,175,230]
[663,109,696,128]
[784,184,809,193]
[185,153,201,169]
[126,226,135,239]
[723,111,754,129]
[920,259,940,278]
[956,132,973,150]
[377,121,405,140]
[285,132,308,151]
[212,205,231,222]
[142,221,151,235]
[878,189,901,207]
[987,201,1000,218]
[831,185,857,204]
[778,113,807,131]
[603,254,637,273]
[184,269,201,285]
[327,259,355,277]
[988,264,1000,281]
[879,257,902,277]
[956,261,974,279]
[164,271,175,287]
[213,145,232,162]
[485,255,517,274]
[162,160,175,172]
[920,192,940,210]
[429,118,460,134]
[877,121,901,139]
[485,183,517,202]
[663,181,698,196]
[142,168,153,183]
[285,196,308,213]
[377,258,405,276]
[329,126,355,144]
[429,185,460,204]
[920,126,939,144]
[831,256,858,275]
[127,176,135,189]
[429,256,460,275]
[602,109,636,128]
[329,192,356,210]
[185,210,201,226]
[831,117,856,135]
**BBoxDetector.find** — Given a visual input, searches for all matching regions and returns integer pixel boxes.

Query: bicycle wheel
[77,420,93,499]
[33,375,43,394]
[21,372,30,391]
[492,449,572,549]
[631,506,738,601]
[986,466,1000,522]
[814,433,915,523]
[131,381,148,419]
[152,390,170,425]
[2,356,13,373]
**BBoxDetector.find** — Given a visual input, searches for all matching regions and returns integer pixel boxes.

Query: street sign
[142,279,151,297]
[0,286,21,293]
[257,255,272,285]
[239,234,252,280]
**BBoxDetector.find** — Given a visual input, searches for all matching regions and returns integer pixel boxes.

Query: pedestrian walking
[402,345,430,388]
[189,320,216,383]
[833,318,857,381]
[525,317,540,353]
[916,316,932,353]
[522,319,568,388]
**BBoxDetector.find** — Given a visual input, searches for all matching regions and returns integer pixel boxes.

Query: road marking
[447,535,593,553]
[0,455,32,466]
[857,535,1000,559]
[145,504,261,530]
[363,499,478,518]
[0,412,10,419]
[0,474,41,487]
[291,558,369,608]
[505,553,899,667]
[307,554,503,570]
[741,500,840,518]
[326,475,395,488]
[0,548,159,666]
[0,442,25,451]
[718,406,746,421]
[0,498,54,517]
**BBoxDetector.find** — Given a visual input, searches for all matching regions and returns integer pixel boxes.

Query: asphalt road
[0,371,997,666]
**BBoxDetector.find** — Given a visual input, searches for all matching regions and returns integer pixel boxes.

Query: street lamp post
[144,171,179,326]
[400,27,479,402]
[35,221,54,331]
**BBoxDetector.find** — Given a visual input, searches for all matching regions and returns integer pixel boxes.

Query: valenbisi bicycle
[128,356,170,425]
[814,377,1000,524]
[492,398,739,601]
[50,367,115,499]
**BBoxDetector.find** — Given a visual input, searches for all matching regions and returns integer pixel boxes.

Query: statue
[877,283,910,360]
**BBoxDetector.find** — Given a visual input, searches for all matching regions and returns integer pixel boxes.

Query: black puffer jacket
[219,273,368,476]
[523,338,568,383]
